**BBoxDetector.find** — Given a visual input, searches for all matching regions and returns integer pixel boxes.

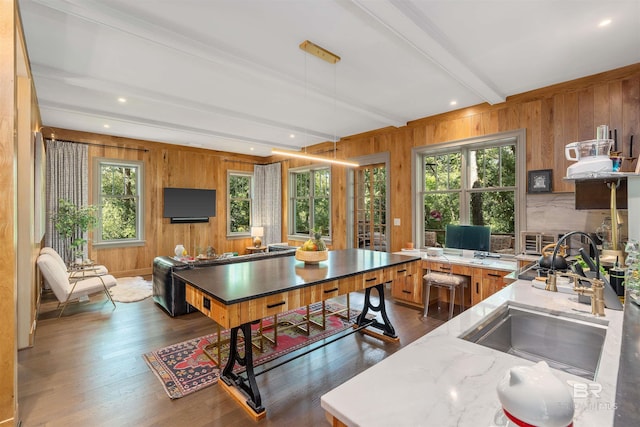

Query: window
[94,158,144,246]
[289,167,331,238]
[227,172,253,235]
[417,132,525,253]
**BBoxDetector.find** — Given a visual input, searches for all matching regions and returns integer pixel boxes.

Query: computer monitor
[445,224,491,252]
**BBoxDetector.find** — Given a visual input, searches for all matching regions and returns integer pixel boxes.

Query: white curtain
[45,140,89,263]
[252,163,282,246]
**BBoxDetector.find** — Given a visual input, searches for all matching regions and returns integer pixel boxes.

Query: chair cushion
[423,272,468,287]
[37,253,72,302]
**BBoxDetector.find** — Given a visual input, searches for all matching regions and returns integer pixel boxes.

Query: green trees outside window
[422,143,516,249]
[291,168,330,238]
[95,159,143,244]
[228,173,252,234]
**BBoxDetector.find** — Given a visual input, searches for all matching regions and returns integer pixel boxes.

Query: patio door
[354,163,387,251]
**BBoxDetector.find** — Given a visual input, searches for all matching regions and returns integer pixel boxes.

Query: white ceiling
[19,0,640,157]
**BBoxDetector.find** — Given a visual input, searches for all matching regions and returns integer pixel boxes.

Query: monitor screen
[445,224,491,252]
[163,188,216,220]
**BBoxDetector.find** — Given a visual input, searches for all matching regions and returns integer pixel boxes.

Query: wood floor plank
[18,285,452,426]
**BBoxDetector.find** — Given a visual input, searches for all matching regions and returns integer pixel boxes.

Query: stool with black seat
[422,255,468,320]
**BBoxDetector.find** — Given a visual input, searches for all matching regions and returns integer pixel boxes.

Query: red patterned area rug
[143,301,363,399]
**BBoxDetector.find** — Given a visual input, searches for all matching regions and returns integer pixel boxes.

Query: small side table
[246,246,267,254]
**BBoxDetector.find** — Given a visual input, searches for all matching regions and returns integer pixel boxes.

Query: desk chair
[422,256,468,320]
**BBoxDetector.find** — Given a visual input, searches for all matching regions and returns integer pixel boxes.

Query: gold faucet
[546,271,606,317]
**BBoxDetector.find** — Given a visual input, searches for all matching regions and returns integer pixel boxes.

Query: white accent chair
[37,252,117,317]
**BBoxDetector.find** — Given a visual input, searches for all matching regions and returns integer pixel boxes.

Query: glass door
[354,163,387,251]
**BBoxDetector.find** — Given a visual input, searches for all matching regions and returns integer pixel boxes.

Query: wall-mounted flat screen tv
[163,188,216,223]
[445,224,491,252]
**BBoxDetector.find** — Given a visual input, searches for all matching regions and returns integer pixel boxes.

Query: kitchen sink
[459,302,607,380]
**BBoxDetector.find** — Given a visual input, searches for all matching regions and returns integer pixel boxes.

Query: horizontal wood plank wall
[47,63,640,271]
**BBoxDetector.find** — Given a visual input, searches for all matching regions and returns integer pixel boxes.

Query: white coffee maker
[565,139,613,178]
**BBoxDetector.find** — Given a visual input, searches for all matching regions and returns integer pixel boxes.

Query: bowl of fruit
[295,231,328,264]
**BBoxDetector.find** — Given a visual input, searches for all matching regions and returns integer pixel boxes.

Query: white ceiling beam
[350,0,505,105]
[31,63,337,142]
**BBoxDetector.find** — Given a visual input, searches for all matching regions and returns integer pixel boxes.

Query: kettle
[538,243,568,271]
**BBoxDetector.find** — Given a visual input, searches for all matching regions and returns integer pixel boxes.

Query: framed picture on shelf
[528,169,552,193]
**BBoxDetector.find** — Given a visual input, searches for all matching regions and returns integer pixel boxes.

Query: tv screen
[445,224,491,252]
[163,188,216,222]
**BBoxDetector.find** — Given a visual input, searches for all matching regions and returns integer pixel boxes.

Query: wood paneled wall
[46,129,263,277]
[47,63,640,274]
[2,0,18,424]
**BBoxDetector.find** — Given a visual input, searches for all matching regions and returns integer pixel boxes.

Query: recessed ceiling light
[450,100,458,106]
[103,124,110,128]
[118,97,127,103]
[289,134,296,139]
[250,147,254,151]
[599,19,612,27]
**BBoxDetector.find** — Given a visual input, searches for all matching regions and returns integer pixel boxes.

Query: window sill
[93,240,146,249]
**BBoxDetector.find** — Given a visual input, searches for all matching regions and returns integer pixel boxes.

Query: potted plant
[51,199,98,265]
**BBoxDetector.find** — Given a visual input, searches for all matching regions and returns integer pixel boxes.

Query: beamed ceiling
[19,0,640,156]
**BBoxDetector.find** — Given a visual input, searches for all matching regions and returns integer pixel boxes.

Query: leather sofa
[152,246,296,317]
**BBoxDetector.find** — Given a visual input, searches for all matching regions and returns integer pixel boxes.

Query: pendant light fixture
[272,40,358,168]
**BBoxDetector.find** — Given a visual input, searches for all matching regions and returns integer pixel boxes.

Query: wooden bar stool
[422,263,468,320]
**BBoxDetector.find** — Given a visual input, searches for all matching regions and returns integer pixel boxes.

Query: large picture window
[418,132,524,253]
[227,172,253,235]
[289,167,331,238]
[94,158,144,246]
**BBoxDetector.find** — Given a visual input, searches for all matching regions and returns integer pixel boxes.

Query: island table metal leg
[355,283,400,342]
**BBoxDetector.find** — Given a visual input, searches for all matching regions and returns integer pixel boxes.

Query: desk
[174,248,420,419]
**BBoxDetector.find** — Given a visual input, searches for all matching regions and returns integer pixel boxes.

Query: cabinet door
[391,264,422,305]
[483,269,506,297]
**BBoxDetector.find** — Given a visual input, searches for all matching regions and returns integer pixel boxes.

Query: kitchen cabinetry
[390,262,421,306]
[391,258,511,309]
[471,268,507,305]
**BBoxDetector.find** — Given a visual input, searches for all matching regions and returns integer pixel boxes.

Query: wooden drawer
[185,284,240,329]
[391,267,422,306]
[304,280,341,304]
[361,269,384,289]
[238,289,304,325]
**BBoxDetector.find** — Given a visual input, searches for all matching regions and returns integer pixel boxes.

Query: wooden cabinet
[471,268,507,305]
[390,262,422,306]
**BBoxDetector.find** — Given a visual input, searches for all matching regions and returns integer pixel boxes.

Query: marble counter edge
[321,280,624,427]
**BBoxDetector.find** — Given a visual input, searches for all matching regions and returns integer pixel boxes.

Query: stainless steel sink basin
[459,303,607,380]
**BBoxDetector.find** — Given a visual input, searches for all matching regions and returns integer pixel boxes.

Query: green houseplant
[51,199,98,265]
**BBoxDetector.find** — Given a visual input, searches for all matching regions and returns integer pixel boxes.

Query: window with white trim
[227,171,253,235]
[288,167,331,239]
[94,158,144,246]
[417,133,524,253]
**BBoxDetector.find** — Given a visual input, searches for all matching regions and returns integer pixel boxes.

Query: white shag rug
[110,276,153,303]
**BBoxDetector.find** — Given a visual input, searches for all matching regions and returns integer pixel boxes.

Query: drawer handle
[324,287,339,294]
[365,277,377,282]
[402,290,412,294]
[488,273,502,278]
[397,269,407,273]
[440,266,451,271]
[267,301,286,309]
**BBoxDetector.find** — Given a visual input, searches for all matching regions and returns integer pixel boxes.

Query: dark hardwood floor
[18,284,459,426]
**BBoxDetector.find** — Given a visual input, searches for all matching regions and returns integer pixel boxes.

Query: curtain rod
[45,137,149,153]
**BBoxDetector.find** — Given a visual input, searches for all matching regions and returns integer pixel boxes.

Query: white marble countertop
[396,249,517,272]
[321,280,623,427]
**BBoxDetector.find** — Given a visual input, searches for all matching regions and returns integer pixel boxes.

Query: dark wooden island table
[173,248,421,419]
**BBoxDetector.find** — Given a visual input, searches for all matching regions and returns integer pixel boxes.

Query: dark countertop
[614,295,640,426]
[174,248,420,305]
